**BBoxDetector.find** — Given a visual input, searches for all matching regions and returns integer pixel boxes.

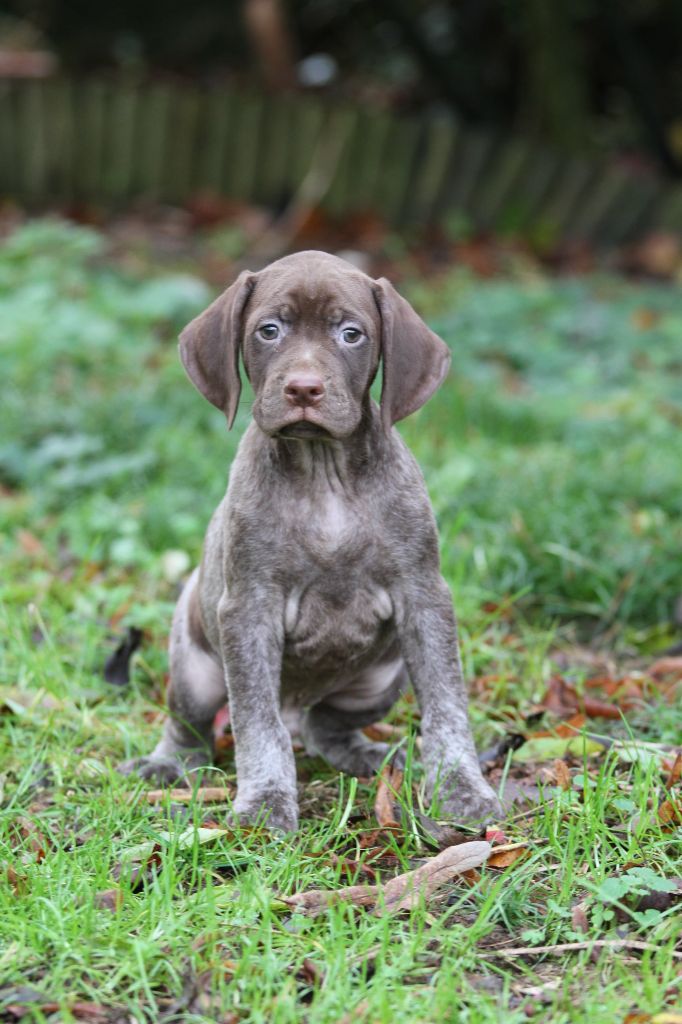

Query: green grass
[0,221,681,1022]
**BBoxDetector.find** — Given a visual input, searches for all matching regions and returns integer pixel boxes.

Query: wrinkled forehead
[245,258,380,330]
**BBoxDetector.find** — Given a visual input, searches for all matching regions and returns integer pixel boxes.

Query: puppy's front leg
[397,577,502,824]
[218,591,298,833]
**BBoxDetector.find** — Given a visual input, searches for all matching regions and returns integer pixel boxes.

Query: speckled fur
[119,252,501,831]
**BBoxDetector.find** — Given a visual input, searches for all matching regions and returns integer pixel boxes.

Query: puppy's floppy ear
[178,270,255,428]
[373,277,451,433]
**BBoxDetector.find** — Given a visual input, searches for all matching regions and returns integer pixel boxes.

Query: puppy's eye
[341,327,362,345]
[258,323,280,342]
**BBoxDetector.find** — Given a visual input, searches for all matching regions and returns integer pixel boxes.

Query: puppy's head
[179,251,450,439]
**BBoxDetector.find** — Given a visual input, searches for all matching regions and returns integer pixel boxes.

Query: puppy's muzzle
[284,375,326,409]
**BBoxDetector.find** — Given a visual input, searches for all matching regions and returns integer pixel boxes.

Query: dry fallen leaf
[540,675,638,721]
[94,888,123,913]
[17,818,48,863]
[532,712,587,738]
[378,841,492,914]
[129,786,234,804]
[374,763,403,830]
[649,657,682,679]
[17,529,47,558]
[487,843,529,870]
[553,759,572,790]
[6,865,26,895]
[280,841,491,916]
[658,799,682,826]
[363,722,407,744]
[571,900,590,933]
[663,751,682,789]
[296,957,324,988]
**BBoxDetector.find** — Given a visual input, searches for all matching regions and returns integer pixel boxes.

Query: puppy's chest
[296,490,358,553]
[283,578,393,673]
[278,493,394,669]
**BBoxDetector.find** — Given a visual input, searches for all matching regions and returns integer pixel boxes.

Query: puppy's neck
[265,400,387,492]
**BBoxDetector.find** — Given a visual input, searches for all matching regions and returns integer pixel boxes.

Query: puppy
[120,251,501,832]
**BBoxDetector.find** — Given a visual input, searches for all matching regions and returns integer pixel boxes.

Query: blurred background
[0,0,681,277]
[2,1,682,655]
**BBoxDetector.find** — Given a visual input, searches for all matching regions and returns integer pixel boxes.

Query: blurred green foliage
[2,220,682,641]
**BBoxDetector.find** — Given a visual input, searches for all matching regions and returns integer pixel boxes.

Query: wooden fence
[0,75,680,245]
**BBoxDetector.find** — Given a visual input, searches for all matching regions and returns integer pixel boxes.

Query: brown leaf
[363,721,407,744]
[328,852,377,882]
[6,865,27,894]
[296,958,324,988]
[532,712,587,738]
[649,657,682,679]
[553,759,572,790]
[280,841,491,916]
[658,799,682,826]
[17,529,47,558]
[70,1004,111,1022]
[379,841,492,913]
[540,676,634,721]
[94,888,123,912]
[374,763,403,830]
[664,751,682,790]
[571,900,590,933]
[18,818,47,862]
[487,843,529,870]
[111,844,163,893]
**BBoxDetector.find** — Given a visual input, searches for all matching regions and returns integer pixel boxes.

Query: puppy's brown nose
[284,376,325,407]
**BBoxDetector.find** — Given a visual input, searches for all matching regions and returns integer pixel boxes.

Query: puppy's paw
[231,789,299,834]
[341,742,407,779]
[117,753,200,786]
[433,776,503,826]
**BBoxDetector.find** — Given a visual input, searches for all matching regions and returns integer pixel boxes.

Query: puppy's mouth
[276,422,333,440]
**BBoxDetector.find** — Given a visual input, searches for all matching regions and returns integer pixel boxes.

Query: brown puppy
[120,251,501,832]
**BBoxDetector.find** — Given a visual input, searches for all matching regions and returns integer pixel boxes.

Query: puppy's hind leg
[302,660,408,778]
[119,570,227,785]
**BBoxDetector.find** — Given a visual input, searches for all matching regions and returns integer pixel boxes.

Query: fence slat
[163,85,201,203]
[288,95,325,193]
[0,81,17,193]
[324,105,362,217]
[537,158,595,241]
[373,116,421,224]
[75,79,106,200]
[439,130,497,229]
[511,149,563,235]
[102,79,139,201]
[17,79,48,202]
[196,88,236,195]
[474,137,532,230]
[45,77,77,199]
[131,82,171,201]
[0,74,678,242]
[253,92,296,206]
[405,115,458,226]
[225,91,265,203]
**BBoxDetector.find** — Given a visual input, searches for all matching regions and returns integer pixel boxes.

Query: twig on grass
[127,786,234,804]
[479,938,682,960]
